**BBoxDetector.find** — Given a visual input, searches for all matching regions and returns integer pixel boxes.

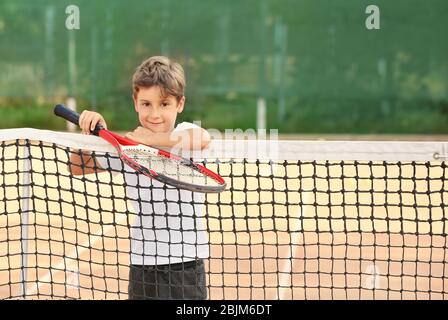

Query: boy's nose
[148,108,161,119]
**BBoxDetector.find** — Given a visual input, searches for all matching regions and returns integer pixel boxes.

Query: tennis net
[0,128,447,300]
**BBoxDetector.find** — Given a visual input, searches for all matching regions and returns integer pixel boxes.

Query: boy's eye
[142,102,150,107]
[162,102,169,107]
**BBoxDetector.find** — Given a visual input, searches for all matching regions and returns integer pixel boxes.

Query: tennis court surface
[1,128,447,300]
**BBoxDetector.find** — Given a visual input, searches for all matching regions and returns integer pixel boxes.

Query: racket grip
[54,104,80,125]
[54,104,103,135]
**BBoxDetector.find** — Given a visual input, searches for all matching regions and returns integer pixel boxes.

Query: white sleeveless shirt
[96,122,209,265]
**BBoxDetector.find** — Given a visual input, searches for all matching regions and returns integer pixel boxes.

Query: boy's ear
[177,96,185,113]
[133,94,138,112]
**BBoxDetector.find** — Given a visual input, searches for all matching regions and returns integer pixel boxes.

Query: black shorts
[128,259,207,300]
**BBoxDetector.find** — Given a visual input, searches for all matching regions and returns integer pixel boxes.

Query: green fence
[1,0,447,133]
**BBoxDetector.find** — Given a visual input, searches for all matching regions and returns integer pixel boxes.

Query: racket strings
[123,149,219,187]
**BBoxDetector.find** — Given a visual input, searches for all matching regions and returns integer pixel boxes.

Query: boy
[69,56,211,300]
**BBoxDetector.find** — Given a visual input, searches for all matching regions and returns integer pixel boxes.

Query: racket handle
[54,104,103,135]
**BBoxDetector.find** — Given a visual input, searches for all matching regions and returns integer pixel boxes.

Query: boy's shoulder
[174,121,201,132]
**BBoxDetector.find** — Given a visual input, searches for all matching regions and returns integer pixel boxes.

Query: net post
[257,97,266,131]
[66,97,77,132]
[19,142,31,298]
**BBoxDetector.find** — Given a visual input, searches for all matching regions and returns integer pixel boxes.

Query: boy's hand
[79,110,108,135]
[125,126,153,144]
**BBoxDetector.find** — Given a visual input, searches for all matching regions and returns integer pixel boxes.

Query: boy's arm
[68,150,105,175]
[125,127,211,150]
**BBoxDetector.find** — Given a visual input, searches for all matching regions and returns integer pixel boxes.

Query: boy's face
[133,86,184,133]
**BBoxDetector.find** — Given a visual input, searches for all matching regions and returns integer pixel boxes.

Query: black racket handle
[54,104,103,135]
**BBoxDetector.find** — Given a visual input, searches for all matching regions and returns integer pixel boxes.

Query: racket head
[120,144,227,193]
[97,125,226,193]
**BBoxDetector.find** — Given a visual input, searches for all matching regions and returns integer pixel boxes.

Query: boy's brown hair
[132,56,185,101]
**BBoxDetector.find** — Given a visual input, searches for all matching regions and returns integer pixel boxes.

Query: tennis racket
[54,104,226,193]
